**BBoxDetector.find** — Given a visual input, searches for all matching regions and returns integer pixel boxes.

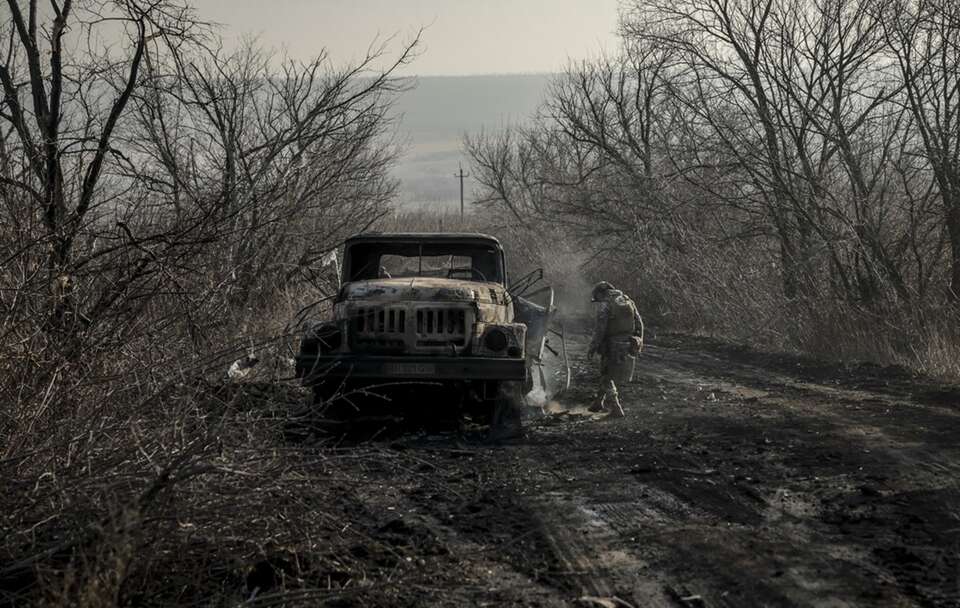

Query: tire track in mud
[637,343,960,481]
[530,334,960,606]
[626,340,960,607]
[366,430,678,605]
[512,439,838,607]
[313,333,960,606]
[524,489,674,607]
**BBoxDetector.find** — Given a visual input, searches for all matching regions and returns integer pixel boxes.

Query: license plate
[383,362,436,376]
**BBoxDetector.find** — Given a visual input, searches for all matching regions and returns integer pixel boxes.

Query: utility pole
[455,162,469,221]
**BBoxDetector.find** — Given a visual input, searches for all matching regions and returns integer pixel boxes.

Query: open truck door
[510,269,571,401]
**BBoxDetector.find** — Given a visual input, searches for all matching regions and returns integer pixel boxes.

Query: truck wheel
[488,382,524,441]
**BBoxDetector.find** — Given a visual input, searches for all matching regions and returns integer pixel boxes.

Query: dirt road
[278,333,960,607]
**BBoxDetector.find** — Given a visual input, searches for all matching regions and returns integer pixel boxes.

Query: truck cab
[295,233,532,414]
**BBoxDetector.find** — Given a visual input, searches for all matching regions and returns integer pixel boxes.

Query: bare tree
[0,1,418,366]
[617,0,947,308]
[467,0,957,362]
[881,0,960,301]
[0,0,205,353]
[129,37,416,307]
[467,41,685,258]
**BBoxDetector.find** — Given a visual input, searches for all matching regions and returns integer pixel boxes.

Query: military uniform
[588,283,643,417]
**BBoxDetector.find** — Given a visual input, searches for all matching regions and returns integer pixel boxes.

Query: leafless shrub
[0,1,422,604]
[466,0,960,375]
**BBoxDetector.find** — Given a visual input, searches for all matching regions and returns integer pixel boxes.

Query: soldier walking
[587,281,644,417]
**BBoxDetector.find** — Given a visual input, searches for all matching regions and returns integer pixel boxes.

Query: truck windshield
[346,242,504,283]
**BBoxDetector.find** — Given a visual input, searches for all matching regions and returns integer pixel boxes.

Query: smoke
[504,231,594,415]
[526,384,567,414]
[459,213,602,413]
[539,246,595,323]
[524,336,570,414]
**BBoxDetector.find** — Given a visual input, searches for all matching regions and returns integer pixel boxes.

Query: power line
[454,162,469,221]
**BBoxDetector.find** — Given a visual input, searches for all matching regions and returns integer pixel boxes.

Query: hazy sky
[191,0,622,75]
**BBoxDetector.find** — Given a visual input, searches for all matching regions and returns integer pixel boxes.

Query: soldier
[587,281,644,417]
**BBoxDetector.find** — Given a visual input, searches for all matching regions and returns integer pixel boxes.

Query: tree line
[0,0,424,470]
[468,0,960,366]
[0,0,417,378]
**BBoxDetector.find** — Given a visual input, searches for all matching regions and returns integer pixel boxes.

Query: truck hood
[340,278,508,304]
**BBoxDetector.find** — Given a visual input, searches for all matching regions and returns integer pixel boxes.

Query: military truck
[295,232,551,422]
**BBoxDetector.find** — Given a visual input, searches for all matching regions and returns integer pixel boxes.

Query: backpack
[606,292,637,336]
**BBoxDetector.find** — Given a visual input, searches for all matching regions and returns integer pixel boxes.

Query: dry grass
[3,207,958,607]
[0,278,336,606]
[554,225,960,381]
[0,337,457,606]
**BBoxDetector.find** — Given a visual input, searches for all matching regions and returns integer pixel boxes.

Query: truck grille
[416,308,466,337]
[350,305,470,353]
[354,307,406,334]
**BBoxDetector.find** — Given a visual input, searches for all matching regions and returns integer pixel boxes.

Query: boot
[607,394,625,418]
[588,394,606,413]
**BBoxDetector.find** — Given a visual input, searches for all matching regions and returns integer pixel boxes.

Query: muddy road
[286,333,960,607]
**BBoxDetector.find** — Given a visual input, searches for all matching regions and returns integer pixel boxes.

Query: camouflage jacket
[589,290,643,355]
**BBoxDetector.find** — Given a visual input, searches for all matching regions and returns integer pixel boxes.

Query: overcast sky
[190,0,621,75]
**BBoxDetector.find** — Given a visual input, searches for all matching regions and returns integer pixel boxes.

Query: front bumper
[296,354,526,383]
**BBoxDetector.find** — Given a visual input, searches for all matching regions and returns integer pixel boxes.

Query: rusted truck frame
[295,233,543,414]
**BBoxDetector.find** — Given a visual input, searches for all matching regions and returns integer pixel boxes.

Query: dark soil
[275,331,960,607]
[17,332,951,606]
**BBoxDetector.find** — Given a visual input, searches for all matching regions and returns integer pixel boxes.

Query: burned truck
[295,232,553,420]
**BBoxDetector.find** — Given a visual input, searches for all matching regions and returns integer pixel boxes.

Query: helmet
[591,281,614,302]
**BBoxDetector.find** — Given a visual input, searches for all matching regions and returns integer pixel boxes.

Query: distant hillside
[391,74,552,210]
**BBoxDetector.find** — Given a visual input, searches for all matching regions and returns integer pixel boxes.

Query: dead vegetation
[2,0,959,605]
[0,1,424,604]
[466,0,960,378]
[0,370,485,607]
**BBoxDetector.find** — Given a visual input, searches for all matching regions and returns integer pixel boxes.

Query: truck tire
[488,382,524,441]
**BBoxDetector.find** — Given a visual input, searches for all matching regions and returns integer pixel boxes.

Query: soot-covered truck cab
[295,233,544,420]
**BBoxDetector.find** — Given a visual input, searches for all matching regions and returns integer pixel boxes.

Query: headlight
[483,327,509,352]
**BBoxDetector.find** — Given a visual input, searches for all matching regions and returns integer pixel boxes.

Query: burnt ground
[262,332,960,607]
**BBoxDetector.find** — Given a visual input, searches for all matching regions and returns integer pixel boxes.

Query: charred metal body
[295,233,545,419]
